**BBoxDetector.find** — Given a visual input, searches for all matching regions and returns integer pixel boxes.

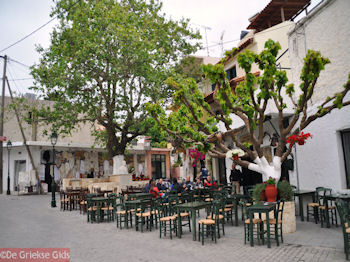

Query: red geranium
[286,132,312,148]
[189,148,205,167]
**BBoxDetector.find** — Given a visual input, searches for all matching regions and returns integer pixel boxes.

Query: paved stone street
[0,195,346,262]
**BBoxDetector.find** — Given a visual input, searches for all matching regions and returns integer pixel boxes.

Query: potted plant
[226,148,245,161]
[277,180,294,201]
[277,180,296,234]
[265,177,277,202]
[253,183,266,201]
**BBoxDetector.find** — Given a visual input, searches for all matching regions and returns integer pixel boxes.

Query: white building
[203,0,311,185]
[288,0,350,191]
[0,95,108,193]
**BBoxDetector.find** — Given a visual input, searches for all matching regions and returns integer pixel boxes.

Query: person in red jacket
[149,180,161,198]
[204,176,213,187]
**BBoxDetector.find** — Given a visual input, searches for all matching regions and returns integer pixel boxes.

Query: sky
[0,0,321,95]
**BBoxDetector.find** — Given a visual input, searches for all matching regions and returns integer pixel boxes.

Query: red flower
[189,148,205,167]
[286,132,312,148]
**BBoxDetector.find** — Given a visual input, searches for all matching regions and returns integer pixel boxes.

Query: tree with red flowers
[148,40,350,182]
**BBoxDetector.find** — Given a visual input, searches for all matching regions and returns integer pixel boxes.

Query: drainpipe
[294,145,300,190]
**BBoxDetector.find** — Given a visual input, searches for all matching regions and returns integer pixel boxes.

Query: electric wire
[8,57,30,68]
[199,22,295,52]
[6,64,27,95]
[0,0,81,54]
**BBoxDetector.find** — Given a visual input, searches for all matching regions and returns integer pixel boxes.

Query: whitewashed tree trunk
[247,156,282,182]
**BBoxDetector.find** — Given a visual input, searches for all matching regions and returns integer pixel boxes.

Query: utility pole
[0,55,7,194]
[6,77,38,183]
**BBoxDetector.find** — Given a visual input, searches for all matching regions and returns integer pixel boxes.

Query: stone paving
[0,194,346,261]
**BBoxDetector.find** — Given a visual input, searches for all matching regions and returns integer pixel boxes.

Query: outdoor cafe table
[127,193,152,200]
[226,194,252,226]
[322,194,350,228]
[176,201,210,241]
[247,202,277,248]
[293,189,315,221]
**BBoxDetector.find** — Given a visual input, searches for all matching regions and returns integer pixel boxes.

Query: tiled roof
[247,0,310,31]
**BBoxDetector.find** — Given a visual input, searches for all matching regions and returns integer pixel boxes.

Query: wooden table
[293,189,315,221]
[176,201,210,241]
[247,202,277,248]
[127,193,152,200]
[226,194,252,226]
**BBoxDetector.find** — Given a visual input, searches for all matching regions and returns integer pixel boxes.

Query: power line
[6,77,34,81]
[0,17,57,54]
[0,0,81,54]
[6,64,25,95]
[199,22,295,52]
[8,57,30,68]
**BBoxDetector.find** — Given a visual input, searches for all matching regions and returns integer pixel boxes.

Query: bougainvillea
[189,148,205,167]
[286,132,312,148]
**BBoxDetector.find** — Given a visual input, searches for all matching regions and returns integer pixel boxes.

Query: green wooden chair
[335,199,350,260]
[155,198,177,239]
[115,195,132,229]
[198,200,222,245]
[86,193,99,223]
[241,199,262,245]
[319,188,337,227]
[306,187,326,224]
[101,194,117,222]
[135,199,152,232]
[263,199,285,245]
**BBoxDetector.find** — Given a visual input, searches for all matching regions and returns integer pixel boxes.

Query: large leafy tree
[148,40,350,182]
[31,0,200,158]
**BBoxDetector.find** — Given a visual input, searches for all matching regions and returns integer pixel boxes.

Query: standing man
[230,163,242,194]
[200,165,208,183]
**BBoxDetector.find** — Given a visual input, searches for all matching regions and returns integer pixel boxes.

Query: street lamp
[6,140,12,195]
[50,131,58,208]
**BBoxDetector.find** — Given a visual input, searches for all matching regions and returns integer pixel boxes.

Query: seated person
[149,180,164,198]
[144,179,152,193]
[194,178,203,189]
[157,178,167,191]
[204,176,213,187]
[183,176,193,191]
[170,178,182,193]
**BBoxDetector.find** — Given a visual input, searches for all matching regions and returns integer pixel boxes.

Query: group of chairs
[98,188,238,245]
[60,187,89,212]
[306,187,337,227]
[64,186,287,246]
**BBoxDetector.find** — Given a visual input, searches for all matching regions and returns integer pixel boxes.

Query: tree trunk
[105,124,129,159]
[247,156,282,182]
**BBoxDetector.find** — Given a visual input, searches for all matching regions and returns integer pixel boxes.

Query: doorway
[14,160,26,191]
[151,154,166,179]
[218,158,227,185]
[341,130,350,188]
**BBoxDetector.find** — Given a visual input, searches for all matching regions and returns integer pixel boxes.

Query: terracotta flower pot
[265,184,277,202]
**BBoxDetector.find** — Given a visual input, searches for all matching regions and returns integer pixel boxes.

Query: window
[151,154,166,179]
[341,130,350,188]
[226,66,237,81]
[211,83,216,91]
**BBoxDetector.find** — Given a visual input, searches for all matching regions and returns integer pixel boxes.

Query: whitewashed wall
[288,0,350,191]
